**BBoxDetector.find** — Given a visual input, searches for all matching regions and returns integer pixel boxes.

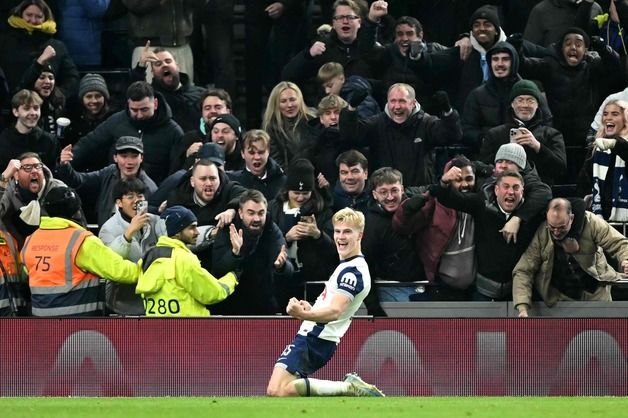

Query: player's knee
[266,383,285,397]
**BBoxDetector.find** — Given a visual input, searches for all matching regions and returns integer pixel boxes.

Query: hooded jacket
[462,42,554,148]
[71,90,184,184]
[136,235,238,317]
[339,103,462,187]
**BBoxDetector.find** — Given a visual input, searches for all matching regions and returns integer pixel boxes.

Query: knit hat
[509,79,541,103]
[39,62,55,76]
[43,186,82,220]
[469,5,500,33]
[210,114,243,141]
[161,205,197,237]
[286,158,315,192]
[495,143,527,170]
[197,142,225,166]
[115,136,143,153]
[78,73,110,100]
[561,27,590,48]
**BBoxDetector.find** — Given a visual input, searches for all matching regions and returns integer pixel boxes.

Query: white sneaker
[344,372,385,397]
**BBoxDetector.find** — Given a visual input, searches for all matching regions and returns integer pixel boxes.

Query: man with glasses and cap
[0,152,81,248]
[57,136,158,226]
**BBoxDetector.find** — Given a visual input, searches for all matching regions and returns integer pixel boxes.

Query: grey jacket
[99,208,166,315]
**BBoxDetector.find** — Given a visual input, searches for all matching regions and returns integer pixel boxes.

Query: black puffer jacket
[339,104,462,187]
[462,42,553,148]
[71,91,183,184]
[122,0,201,46]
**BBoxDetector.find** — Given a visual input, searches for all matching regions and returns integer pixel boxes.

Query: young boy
[266,207,384,397]
[317,62,380,119]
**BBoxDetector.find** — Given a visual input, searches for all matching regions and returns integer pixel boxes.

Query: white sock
[294,378,352,396]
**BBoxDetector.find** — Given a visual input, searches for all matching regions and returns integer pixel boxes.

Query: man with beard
[207,114,244,171]
[432,170,543,301]
[228,129,286,201]
[166,158,246,270]
[132,46,205,132]
[175,89,234,170]
[0,90,57,171]
[211,189,293,315]
[362,167,424,309]
[392,156,477,301]
[0,152,81,248]
[514,198,628,317]
[339,82,461,187]
[71,81,183,184]
[57,136,158,226]
[136,205,240,317]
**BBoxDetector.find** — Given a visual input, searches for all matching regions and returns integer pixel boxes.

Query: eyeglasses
[332,15,360,21]
[374,188,402,198]
[20,163,43,172]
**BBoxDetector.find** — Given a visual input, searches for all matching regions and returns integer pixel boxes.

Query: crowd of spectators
[2,0,628,318]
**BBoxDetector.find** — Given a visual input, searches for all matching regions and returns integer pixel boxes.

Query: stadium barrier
[0,316,625,396]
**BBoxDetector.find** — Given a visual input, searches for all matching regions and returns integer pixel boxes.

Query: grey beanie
[78,73,110,100]
[495,143,527,170]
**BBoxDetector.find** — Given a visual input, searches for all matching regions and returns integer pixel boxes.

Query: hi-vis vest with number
[0,228,21,314]
[21,227,101,316]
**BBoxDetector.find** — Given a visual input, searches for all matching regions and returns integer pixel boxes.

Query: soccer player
[266,207,384,397]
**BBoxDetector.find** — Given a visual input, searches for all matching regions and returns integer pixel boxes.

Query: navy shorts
[275,334,337,377]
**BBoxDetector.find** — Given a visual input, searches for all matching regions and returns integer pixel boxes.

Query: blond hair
[262,81,315,139]
[333,207,365,233]
[596,100,628,139]
[318,95,348,113]
[317,62,344,84]
[243,129,270,151]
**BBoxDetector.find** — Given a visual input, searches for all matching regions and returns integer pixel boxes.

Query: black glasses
[332,15,360,21]
[20,163,43,172]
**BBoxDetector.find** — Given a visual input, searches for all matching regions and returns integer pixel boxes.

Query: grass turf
[0,397,627,418]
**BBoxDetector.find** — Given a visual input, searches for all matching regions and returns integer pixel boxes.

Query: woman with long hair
[577,100,628,221]
[0,0,79,97]
[262,81,316,170]
[19,63,66,137]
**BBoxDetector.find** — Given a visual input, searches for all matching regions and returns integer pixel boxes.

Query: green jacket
[513,212,628,309]
[136,235,237,316]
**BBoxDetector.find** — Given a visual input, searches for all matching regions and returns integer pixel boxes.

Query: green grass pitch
[0,397,627,418]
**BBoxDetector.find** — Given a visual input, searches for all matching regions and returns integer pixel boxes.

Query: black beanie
[44,186,82,220]
[161,205,197,237]
[209,114,243,141]
[286,158,315,192]
[469,5,500,33]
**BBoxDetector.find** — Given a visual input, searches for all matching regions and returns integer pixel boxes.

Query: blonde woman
[262,81,316,170]
[577,100,628,220]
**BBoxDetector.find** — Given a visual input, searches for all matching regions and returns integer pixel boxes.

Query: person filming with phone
[99,178,166,316]
[479,79,566,186]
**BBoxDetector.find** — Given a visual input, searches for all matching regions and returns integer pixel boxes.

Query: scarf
[7,15,56,35]
[591,148,628,221]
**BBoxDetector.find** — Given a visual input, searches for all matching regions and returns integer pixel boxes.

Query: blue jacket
[57,0,110,66]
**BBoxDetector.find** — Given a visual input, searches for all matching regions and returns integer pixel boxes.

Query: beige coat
[513,212,628,308]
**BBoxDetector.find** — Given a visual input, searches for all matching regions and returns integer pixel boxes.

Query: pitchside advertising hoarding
[0,318,625,396]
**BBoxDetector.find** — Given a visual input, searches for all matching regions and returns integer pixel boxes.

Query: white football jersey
[297,254,371,343]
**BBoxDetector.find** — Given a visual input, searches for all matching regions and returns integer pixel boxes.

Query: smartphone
[509,128,520,143]
[300,215,315,224]
[136,200,148,215]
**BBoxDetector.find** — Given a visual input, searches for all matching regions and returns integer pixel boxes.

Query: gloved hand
[595,137,617,151]
[403,195,426,213]
[432,90,452,115]
[408,40,426,60]
[348,88,368,108]
[590,35,606,52]
[506,33,524,56]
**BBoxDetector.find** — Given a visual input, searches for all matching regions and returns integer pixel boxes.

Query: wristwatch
[0,174,7,183]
